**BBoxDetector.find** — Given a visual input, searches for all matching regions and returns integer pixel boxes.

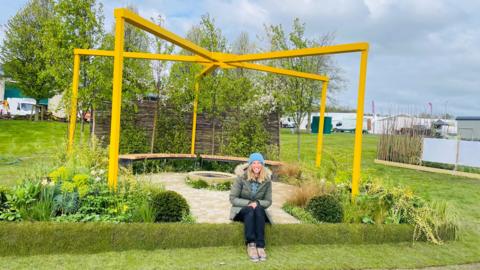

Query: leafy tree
[0,0,57,120]
[149,15,174,152]
[51,0,105,132]
[0,0,105,123]
[264,18,344,160]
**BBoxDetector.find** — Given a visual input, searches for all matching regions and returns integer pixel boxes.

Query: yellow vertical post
[315,80,329,167]
[190,64,215,155]
[68,54,81,154]
[107,13,125,190]
[351,50,369,199]
[190,79,200,155]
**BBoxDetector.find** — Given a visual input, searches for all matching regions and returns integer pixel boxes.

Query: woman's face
[251,161,263,174]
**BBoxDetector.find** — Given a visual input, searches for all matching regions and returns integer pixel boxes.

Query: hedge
[0,222,455,256]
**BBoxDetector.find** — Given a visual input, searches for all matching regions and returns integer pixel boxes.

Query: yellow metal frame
[67,8,369,198]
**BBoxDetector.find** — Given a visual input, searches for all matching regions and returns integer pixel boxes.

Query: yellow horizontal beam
[74,49,212,63]
[222,42,369,63]
[74,48,114,57]
[116,8,216,62]
[123,52,210,63]
[228,62,328,82]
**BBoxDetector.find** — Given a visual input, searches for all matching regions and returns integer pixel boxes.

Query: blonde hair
[247,164,267,183]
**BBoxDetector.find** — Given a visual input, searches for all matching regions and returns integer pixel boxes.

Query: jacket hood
[234,162,272,180]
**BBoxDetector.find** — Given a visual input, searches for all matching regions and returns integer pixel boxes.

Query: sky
[1,0,479,116]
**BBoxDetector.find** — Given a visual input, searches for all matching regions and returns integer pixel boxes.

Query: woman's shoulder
[234,163,249,177]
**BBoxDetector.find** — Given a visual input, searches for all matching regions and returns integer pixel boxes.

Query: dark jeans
[233,205,267,248]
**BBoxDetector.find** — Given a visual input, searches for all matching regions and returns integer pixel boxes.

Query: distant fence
[422,138,480,168]
[94,100,280,155]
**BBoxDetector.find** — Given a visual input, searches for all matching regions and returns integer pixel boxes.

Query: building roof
[456,116,480,121]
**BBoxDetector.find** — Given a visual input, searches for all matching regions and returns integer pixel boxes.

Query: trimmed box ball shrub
[151,190,190,222]
[307,195,343,223]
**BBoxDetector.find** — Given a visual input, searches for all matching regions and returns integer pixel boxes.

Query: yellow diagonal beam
[116,8,216,62]
[315,81,329,167]
[223,43,368,63]
[228,62,328,82]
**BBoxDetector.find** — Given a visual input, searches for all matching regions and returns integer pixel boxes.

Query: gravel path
[138,172,299,224]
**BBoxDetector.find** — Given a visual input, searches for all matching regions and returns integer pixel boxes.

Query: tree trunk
[150,99,159,153]
[211,117,216,155]
[296,112,304,161]
[34,105,39,121]
[90,106,96,143]
[296,124,301,161]
[306,111,312,133]
[80,111,85,141]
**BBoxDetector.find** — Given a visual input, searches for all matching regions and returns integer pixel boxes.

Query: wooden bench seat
[118,153,285,167]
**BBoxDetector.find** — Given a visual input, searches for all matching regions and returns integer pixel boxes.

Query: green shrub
[29,186,55,221]
[189,179,209,189]
[151,190,189,222]
[209,181,231,191]
[282,203,320,224]
[53,192,80,216]
[48,166,73,183]
[336,179,458,244]
[307,195,343,223]
[78,183,122,216]
[10,180,42,208]
[131,198,156,223]
[185,177,232,191]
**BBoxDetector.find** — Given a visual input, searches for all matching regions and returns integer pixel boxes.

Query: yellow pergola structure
[67,8,369,198]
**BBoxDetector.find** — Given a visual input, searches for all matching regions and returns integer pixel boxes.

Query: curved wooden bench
[199,154,285,166]
[118,153,285,167]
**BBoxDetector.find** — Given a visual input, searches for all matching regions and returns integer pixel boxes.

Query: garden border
[0,222,455,256]
[374,159,480,180]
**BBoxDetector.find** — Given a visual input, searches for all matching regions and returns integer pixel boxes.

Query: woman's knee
[242,206,254,216]
[254,205,265,214]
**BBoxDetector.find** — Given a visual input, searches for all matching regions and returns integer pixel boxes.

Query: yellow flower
[73,174,89,187]
[60,181,75,193]
[77,185,89,198]
[48,167,69,183]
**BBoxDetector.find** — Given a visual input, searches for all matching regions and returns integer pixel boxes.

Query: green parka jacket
[229,163,273,223]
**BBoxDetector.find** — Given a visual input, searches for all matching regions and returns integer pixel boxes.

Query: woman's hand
[248,201,257,209]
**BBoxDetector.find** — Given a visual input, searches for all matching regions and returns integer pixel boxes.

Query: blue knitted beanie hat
[248,152,265,165]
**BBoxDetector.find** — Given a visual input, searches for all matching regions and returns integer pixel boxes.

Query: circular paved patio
[138,172,299,224]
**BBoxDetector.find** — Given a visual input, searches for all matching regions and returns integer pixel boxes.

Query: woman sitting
[230,152,273,262]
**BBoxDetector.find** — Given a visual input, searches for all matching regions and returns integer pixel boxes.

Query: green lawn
[0,121,479,269]
[0,120,88,186]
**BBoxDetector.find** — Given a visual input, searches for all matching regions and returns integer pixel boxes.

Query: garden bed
[0,222,450,256]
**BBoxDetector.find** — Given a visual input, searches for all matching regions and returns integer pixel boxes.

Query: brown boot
[246,243,259,262]
[257,247,267,261]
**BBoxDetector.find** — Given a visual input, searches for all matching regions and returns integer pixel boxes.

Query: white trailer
[3,98,36,116]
